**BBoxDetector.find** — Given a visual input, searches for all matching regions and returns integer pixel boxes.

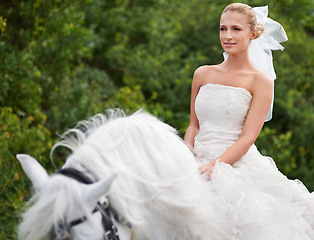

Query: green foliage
[87,0,227,130]
[0,42,41,115]
[106,84,167,118]
[0,107,52,239]
[256,128,296,173]
[0,0,313,238]
[0,16,6,33]
[266,22,314,189]
[47,67,117,133]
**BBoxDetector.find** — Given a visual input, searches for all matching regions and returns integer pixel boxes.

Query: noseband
[51,168,131,240]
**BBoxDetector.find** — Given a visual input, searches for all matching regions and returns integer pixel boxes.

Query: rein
[53,168,128,240]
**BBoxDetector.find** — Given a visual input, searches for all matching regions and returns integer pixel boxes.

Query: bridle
[51,168,132,240]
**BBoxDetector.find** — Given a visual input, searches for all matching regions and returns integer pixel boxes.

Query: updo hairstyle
[222,3,264,39]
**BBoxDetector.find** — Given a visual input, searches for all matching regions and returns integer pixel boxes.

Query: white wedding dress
[194,83,314,239]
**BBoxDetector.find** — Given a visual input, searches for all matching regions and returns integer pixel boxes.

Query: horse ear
[16,154,49,192]
[85,173,116,202]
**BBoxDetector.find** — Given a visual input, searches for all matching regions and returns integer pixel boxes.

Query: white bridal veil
[223,5,288,121]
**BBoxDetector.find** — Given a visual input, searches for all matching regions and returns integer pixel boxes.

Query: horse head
[17,154,130,240]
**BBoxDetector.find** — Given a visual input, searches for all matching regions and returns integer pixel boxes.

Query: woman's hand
[199,160,217,180]
[190,148,204,159]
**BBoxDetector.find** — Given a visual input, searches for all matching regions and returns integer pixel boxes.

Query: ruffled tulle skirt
[196,143,314,239]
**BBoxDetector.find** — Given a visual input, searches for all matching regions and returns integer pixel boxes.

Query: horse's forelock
[19,176,102,240]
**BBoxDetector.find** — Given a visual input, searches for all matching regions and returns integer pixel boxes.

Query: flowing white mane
[19,109,228,240]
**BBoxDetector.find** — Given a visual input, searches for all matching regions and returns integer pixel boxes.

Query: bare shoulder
[251,71,273,95]
[194,65,215,76]
[193,65,220,85]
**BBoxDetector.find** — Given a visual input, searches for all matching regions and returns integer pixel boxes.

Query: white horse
[17,109,229,240]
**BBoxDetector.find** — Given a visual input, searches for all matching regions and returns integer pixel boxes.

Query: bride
[184,3,314,239]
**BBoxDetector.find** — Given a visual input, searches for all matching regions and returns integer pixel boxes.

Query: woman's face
[219,11,254,55]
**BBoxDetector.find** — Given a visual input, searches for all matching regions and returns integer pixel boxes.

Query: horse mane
[20,109,227,239]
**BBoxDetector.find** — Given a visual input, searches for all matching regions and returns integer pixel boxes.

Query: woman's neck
[223,50,254,72]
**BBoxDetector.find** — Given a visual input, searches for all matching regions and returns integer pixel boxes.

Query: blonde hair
[222,3,264,39]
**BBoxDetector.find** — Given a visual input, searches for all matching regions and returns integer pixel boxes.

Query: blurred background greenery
[0,0,313,238]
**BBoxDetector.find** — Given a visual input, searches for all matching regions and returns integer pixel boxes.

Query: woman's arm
[200,73,273,176]
[184,66,207,149]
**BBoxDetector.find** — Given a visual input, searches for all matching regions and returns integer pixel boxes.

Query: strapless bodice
[193,84,314,240]
[194,83,253,161]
